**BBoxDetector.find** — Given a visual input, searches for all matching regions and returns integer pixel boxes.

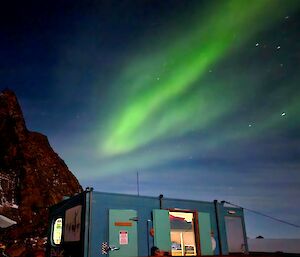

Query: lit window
[52,218,63,245]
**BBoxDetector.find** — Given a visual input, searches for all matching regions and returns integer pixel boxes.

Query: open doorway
[169,211,197,256]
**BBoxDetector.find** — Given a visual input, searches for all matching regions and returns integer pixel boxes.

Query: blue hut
[47,189,248,257]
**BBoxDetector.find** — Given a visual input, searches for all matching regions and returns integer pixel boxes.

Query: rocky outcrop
[0,89,82,242]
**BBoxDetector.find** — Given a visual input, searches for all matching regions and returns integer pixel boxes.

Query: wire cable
[222,200,300,228]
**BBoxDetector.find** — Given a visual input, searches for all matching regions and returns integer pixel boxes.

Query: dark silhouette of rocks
[0,89,82,243]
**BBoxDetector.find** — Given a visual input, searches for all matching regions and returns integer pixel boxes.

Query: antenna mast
[137,172,140,196]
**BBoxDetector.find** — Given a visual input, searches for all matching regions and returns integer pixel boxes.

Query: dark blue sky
[1,0,300,238]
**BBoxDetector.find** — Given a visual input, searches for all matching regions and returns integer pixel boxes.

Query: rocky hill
[0,89,82,243]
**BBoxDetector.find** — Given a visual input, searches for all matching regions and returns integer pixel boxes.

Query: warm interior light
[52,218,63,245]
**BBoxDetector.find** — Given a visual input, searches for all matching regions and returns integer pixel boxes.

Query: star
[281,112,286,116]
[255,43,259,47]
[277,45,281,50]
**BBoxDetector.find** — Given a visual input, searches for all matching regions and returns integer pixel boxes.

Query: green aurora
[3,0,300,239]
[99,0,300,156]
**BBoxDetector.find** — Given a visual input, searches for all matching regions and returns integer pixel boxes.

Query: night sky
[1,0,300,238]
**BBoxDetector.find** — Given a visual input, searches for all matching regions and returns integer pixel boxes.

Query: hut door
[198,212,213,255]
[152,209,171,252]
[225,216,245,253]
[109,209,138,257]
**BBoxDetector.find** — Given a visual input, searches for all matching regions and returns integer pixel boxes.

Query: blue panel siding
[48,191,248,257]
[216,202,229,255]
[89,192,160,257]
